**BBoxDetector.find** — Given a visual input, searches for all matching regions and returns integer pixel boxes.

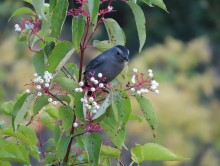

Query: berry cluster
[128,68,160,95]
[25,71,60,106]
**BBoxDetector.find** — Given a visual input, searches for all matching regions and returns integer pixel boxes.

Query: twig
[47,91,67,106]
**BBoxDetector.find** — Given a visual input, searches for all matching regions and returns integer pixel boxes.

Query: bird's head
[114,45,129,62]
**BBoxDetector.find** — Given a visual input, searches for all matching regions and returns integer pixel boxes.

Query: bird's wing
[83,55,105,75]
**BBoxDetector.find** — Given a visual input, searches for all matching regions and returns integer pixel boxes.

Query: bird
[83,45,129,85]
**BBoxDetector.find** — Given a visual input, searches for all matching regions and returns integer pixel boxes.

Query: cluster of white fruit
[14,24,21,32]
[130,68,160,95]
[25,71,57,105]
[74,73,104,93]
[80,97,100,114]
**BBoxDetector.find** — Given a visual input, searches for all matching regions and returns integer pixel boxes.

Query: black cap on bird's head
[115,45,129,62]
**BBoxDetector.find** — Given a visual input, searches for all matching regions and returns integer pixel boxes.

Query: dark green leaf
[52,0,68,38]
[0,139,30,164]
[32,51,45,76]
[72,15,85,52]
[59,106,74,133]
[74,92,85,123]
[93,40,114,52]
[135,95,158,138]
[100,145,120,159]
[9,7,34,21]
[40,114,55,130]
[0,101,15,115]
[143,143,187,160]
[12,94,35,130]
[46,41,74,75]
[56,135,71,160]
[127,2,146,52]
[44,42,55,57]
[33,96,49,115]
[104,18,126,46]
[82,133,102,166]
[88,0,100,28]
[32,0,47,19]
[45,153,57,164]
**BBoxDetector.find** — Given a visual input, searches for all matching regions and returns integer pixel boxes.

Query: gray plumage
[83,45,129,84]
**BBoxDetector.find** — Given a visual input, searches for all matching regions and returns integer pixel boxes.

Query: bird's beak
[124,56,129,61]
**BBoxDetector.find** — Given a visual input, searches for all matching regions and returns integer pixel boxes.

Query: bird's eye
[117,51,120,55]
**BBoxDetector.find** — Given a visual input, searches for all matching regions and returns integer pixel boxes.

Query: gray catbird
[83,45,129,85]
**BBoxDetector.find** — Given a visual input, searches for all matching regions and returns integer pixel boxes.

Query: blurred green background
[0,0,220,166]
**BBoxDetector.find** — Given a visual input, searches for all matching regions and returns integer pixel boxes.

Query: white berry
[99,83,104,88]
[148,69,153,73]
[37,92,42,96]
[78,88,83,92]
[92,102,97,106]
[89,97,94,102]
[39,79,44,84]
[75,88,79,92]
[130,88,135,92]
[155,90,160,94]
[133,68,138,73]
[90,77,95,82]
[52,101,57,105]
[91,87,95,92]
[26,89,31,94]
[73,123,78,128]
[45,83,50,88]
[98,73,103,78]
[137,90,141,95]
[48,98,53,102]
[79,82,84,87]
[33,73,38,77]
[95,105,100,109]
[36,85,41,90]
[148,72,153,78]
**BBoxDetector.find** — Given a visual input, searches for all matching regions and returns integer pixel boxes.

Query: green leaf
[141,0,168,12]
[59,106,74,133]
[101,121,126,149]
[72,15,85,52]
[33,96,49,115]
[0,161,10,166]
[32,0,47,19]
[104,18,126,46]
[100,145,120,159]
[82,133,102,166]
[52,0,68,38]
[54,77,78,95]
[135,95,158,138]
[32,51,45,76]
[44,41,55,57]
[44,106,59,120]
[130,144,144,164]
[45,153,57,165]
[46,41,74,74]
[74,92,85,124]
[57,95,71,105]
[18,125,38,145]
[54,125,61,144]
[0,139,30,164]
[12,94,35,130]
[0,101,15,115]
[143,143,187,160]
[88,0,100,28]
[40,114,55,130]
[93,40,114,52]
[49,0,57,12]
[112,90,131,128]
[9,7,35,21]
[92,94,111,120]
[56,135,71,160]
[127,2,146,52]
[129,113,143,122]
